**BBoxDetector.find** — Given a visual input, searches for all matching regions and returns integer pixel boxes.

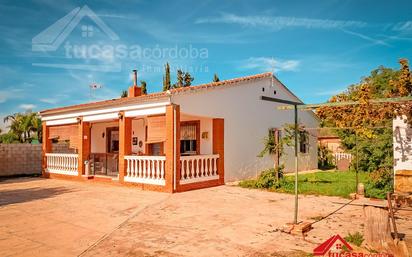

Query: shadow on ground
[0,186,75,206]
[0,176,43,185]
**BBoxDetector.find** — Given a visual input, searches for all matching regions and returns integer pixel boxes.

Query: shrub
[0,132,19,144]
[364,168,393,199]
[318,144,335,169]
[344,232,364,247]
[239,167,285,189]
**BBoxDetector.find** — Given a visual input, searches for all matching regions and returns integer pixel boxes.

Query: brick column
[213,118,224,185]
[78,119,91,177]
[165,104,180,193]
[41,122,52,177]
[119,112,132,183]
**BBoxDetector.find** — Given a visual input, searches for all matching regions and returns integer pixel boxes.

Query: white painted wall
[91,119,147,154]
[131,118,146,154]
[172,76,319,181]
[181,114,213,155]
[90,121,118,153]
[393,116,412,171]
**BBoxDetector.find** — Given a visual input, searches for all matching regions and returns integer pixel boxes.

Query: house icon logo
[313,234,353,256]
[32,5,119,52]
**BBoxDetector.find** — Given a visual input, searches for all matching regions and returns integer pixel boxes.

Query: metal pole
[355,131,359,193]
[294,105,299,224]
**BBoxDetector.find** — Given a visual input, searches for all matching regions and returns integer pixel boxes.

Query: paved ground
[0,178,411,257]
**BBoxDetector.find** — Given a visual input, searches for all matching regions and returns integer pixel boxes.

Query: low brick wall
[0,144,42,176]
[0,143,75,177]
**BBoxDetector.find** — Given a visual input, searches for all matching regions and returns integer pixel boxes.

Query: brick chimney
[128,70,142,97]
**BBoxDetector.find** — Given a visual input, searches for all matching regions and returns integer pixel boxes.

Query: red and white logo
[313,234,353,256]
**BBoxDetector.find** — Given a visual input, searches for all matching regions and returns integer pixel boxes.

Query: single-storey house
[40,72,319,192]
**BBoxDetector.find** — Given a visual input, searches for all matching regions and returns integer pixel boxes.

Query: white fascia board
[45,118,78,126]
[83,112,119,122]
[42,101,170,121]
[124,106,166,117]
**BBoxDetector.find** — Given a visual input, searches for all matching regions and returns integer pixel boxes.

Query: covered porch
[41,103,224,192]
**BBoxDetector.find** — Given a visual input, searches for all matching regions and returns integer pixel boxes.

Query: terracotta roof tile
[40,72,273,115]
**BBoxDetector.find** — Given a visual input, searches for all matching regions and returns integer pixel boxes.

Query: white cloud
[240,57,300,73]
[0,88,24,103]
[19,104,36,110]
[195,13,367,30]
[392,21,412,32]
[39,98,58,104]
[341,29,390,46]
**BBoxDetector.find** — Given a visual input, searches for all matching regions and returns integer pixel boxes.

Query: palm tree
[3,112,41,143]
[31,115,42,142]
[4,113,24,142]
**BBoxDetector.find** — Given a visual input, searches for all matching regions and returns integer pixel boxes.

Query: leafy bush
[318,144,335,169]
[344,232,364,247]
[364,168,393,199]
[239,167,285,189]
[0,132,19,144]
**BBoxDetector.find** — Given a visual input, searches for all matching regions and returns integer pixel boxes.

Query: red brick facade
[78,120,90,177]
[41,122,51,177]
[118,113,131,183]
[213,118,225,185]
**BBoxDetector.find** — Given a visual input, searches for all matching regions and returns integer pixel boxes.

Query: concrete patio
[0,177,410,257]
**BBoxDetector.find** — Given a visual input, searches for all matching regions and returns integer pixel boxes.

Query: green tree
[141,80,147,94]
[183,72,194,87]
[213,73,220,82]
[317,59,412,194]
[121,90,128,98]
[30,114,42,143]
[3,111,42,143]
[163,63,171,91]
[4,113,24,142]
[258,124,305,181]
[174,69,184,88]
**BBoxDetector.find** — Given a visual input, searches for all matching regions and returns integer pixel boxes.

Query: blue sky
[0,0,412,130]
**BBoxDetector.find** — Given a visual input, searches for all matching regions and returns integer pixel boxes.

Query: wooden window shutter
[49,125,79,149]
[146,116,166,143]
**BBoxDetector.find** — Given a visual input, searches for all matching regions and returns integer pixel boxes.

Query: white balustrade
[46,153,79,176]
[180,154,219,184]
[124,156,166,186]
[333,152,353,163]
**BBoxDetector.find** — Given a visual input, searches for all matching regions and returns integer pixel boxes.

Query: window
[180,121,199,155]
[106,127,119,153]
[150,143,162,156]
[180,140,197,155]
[299,131,309,153]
